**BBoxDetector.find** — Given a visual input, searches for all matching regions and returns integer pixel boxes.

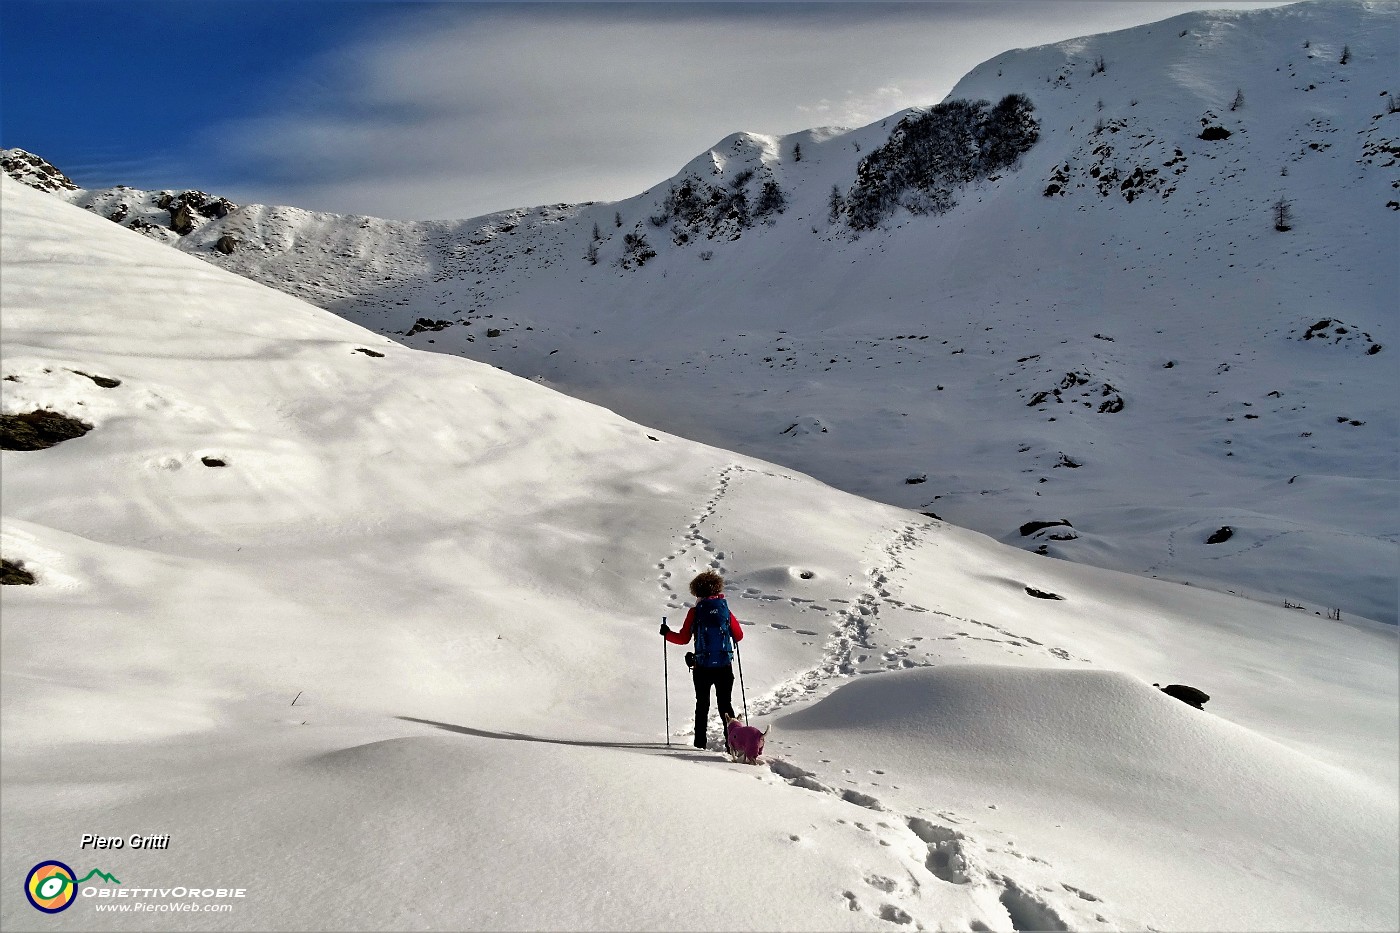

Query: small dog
[724,715,768,764]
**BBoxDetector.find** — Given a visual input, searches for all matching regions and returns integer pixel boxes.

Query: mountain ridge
[5,0,1395,623]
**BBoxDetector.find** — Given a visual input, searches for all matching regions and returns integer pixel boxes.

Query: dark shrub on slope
[845,94,1040,230]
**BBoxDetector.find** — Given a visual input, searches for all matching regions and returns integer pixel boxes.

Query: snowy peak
[2,148,240,245]
[947,0,1399,215]
[1,148,78,193]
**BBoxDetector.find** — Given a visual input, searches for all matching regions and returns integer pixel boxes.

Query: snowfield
[2,166,1396,932]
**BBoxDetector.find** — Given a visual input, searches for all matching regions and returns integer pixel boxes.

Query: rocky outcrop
[1290,317,1382,355]
[170,202,195,235]
[2,149,238,242]
[1025,369,1125,415]
[1019,519,1074,537]
[1,148,79,193]
[1,558,36,585]
[0,410,93,450]
[405,318,453,336]
[1155,683,1210,709]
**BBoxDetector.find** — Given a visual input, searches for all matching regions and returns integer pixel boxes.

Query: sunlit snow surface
[2,170,1396,931]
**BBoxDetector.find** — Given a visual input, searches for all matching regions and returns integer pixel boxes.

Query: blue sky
[2,1,1290,220]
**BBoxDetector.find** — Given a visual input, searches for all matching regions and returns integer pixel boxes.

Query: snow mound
[783,664,1387,802]
[778,665,1399,930]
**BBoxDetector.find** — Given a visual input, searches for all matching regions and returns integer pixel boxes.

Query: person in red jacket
[661,570,744,749]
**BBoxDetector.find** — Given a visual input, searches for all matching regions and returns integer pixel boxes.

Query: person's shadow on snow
[396,716,717,761]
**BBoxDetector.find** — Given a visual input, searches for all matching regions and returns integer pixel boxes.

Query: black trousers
[692,663,736,747]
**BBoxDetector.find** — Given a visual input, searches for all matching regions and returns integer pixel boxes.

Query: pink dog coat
[726,718,768,763]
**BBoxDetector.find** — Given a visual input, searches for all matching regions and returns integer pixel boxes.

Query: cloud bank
[206,2,1288,220]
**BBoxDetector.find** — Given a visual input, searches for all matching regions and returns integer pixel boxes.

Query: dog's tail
[762,724,770,736]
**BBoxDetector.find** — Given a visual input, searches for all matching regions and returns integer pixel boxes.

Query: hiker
[660,571,744,749]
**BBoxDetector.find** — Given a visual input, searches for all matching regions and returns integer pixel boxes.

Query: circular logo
[25,861,77,913]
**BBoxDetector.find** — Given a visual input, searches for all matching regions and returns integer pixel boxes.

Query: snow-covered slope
[2,176,1397,930]
[5,1,1395,629]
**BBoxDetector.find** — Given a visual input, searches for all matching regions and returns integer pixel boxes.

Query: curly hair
[689,570,725,599]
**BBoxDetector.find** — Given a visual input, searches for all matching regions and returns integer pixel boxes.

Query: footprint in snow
[996,876,1070,932]
[865,874,898,893]
[907,817,971,885]
[842,789,885,811]
[879,904,914,925]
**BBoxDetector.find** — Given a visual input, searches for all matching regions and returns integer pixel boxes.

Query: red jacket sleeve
[729,609,743,642]
[664,607,695,645]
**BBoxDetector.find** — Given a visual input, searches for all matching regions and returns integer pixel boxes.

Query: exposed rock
[0,410,94,450]
[1045,130,1178,203]
[1019,519,1073,537]
[1206,526,1234,544]
[215,235,238,255]
[1024,368,1123,414]
[353,348,385,358]
[0,148,79,193]
[1198,125,1232,140]
[169,202,194,235]
[180,191,235,222]
[71,370,120,388]
[201,456,227,468]
[1025,586,1064,600]
[779,417,828,436]
[1,558,36,585]
[406,318,453,337]
[905,473,928,485]
[1154,683,1210,709]
[1292,317,1381,354]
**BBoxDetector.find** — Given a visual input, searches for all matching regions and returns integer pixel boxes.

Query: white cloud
[204,2,1290,220]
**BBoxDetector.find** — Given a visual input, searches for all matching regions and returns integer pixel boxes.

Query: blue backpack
[692,596,734,667]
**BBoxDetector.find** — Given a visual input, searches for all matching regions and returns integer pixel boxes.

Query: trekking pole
[736,641,749,726]
[662,617,671,747]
